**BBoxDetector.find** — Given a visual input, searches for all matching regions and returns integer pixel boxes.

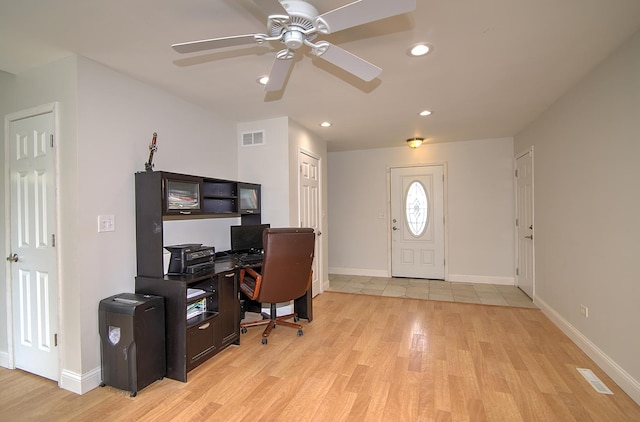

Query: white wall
[514,31,640,403]
[328,137,515,283]
[1,55,237,393]
[237,117,290,227]
[237,117,329,287]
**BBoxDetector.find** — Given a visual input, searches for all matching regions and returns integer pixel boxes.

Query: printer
[165,244,215,275]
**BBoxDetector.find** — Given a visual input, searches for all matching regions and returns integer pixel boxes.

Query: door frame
[297,147,323,296]
[386,163,449,280]
[514,147,535,298]
[4,102,62,380]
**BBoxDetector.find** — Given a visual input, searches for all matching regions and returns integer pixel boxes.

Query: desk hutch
[133,171,260,382]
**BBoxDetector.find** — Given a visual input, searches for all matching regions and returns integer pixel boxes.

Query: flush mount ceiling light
[408,43,432,57]
[406,137,424,148]
[257,75,269,85]
[419,110,432,116]
[320,121,332,127]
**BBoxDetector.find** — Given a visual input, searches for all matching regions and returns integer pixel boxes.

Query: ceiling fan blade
[316,0,416,34]
[312,42,381,82]
[172,34,263,54]
[253,0,289,17]
[265,52,295,92]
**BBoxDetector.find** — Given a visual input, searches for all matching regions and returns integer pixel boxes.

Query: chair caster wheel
[130,391,137,398]
[241,327,247,334]
[297,329,303,336]
[262,338,268,345]
[293,316,299,322]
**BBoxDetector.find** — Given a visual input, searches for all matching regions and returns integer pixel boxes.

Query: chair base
[240,308,303,344]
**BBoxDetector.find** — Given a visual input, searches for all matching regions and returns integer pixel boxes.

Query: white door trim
[386,163,448,280]
[514,146,535,299]
[4,102,61,380]
[297,147,323,295]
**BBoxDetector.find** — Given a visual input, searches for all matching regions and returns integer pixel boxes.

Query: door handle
[6,253,18,263]
[524,235,533,240]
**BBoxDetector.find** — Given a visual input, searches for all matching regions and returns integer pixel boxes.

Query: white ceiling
[2,0,640,152]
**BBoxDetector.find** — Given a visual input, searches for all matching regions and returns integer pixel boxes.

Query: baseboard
[0,351,9,368]
[536,297,640,406]
[328,267,389,278]
[261,303,293,316]
[59,366,102,395]
[447,274,514,285]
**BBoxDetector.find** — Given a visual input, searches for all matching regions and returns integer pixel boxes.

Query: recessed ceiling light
[257,75,269,85]
[320,121,332,127]
[419,110,432,116]
[409,43,432,57]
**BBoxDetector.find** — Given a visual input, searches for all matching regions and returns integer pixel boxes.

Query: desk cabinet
[135,264,239,382]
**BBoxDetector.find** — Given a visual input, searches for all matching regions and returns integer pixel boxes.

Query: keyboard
[239,253,263,264]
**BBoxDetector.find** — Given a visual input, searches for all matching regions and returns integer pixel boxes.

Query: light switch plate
[98,215,115,232]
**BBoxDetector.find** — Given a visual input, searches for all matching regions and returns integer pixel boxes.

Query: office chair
[239,228,315,344]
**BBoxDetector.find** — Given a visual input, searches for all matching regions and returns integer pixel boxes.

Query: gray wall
[327,137,515,283]
[1,55,237,393]
[514,31,640,403]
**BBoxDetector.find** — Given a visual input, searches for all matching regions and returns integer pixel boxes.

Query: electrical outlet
[98,215,115,232]
[580,304,589,318]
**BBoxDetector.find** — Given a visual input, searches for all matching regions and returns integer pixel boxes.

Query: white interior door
[298,150,322,296]
[7,107,59,381]
[516,150,534,298]
[390,166,445,279]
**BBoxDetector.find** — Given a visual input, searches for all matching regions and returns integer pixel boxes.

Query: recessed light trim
[257,75,269,85]
[409,43,433,57]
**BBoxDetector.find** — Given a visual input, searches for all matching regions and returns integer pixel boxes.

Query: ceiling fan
[171,0,416,92]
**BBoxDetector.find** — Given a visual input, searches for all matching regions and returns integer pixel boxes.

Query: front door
[516,150,534,298]
[7,106,59,381]
[390,166,445,279]
[298,150,322,296]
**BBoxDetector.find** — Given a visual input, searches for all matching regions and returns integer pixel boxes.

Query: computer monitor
[230,224,270,253]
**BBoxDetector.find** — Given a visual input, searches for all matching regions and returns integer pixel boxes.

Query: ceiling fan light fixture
[406,137,424,148]
[409,43,432,57]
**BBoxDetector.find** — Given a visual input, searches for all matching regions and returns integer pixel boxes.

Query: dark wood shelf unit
[134,171,254,382]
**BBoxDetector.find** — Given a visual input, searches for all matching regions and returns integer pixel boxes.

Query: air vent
[241,131,265,147]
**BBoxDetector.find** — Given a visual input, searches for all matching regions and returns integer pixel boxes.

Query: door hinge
[54,333,58,347]
[516,218,519,227]
[52,234,56,247]
[515,169,518,177]
[516,267,519,276]
[50,134,54,148]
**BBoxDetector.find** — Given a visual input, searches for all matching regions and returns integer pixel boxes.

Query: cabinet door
[219,271,240,347]
[164,174,203,216]
[187,315,219,371]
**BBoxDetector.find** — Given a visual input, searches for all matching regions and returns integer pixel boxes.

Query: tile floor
[327,274,536,308]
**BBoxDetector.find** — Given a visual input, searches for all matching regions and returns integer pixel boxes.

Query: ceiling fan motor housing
[268,0,319,49]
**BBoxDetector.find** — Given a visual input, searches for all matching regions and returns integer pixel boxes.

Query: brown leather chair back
[255,228,315,304]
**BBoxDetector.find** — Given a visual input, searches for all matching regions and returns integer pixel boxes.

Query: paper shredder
[99,293,165,397]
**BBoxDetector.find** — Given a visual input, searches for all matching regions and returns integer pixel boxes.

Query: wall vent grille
[241,131,265,147]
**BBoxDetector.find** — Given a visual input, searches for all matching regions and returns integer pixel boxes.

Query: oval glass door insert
[405,180,428,236]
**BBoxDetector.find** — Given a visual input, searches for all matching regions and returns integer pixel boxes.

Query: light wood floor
[2,292,639,421]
